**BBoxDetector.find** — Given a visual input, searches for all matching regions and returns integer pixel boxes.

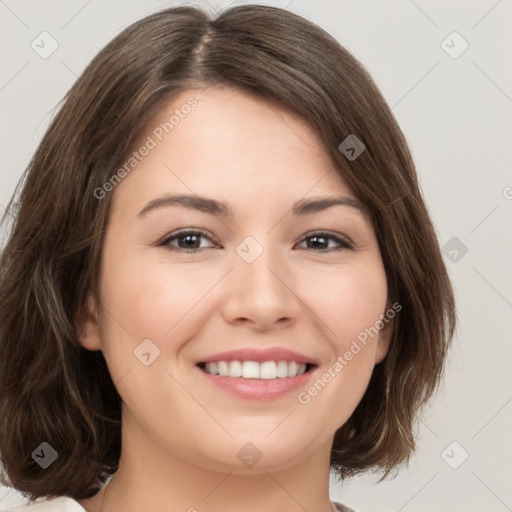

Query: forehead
[136,85,334,167]
[108,86,359,219]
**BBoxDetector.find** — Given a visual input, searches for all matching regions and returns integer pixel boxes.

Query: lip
[195,364,317,401]
[196,347,318,365]
[195,347,318,401]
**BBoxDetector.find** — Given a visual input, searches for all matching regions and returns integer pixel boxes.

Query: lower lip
[196,366,315,400]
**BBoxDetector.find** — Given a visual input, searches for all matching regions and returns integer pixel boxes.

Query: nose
[220,246,302,331]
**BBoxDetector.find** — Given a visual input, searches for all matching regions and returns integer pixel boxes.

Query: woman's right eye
[160,229,218,252]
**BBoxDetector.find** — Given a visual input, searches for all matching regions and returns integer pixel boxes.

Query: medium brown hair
[0,3,456,501]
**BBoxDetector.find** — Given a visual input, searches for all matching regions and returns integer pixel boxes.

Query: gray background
[1,1,511,511]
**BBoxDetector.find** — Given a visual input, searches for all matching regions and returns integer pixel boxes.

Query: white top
[2,497,356,511]
[0,496,85,511]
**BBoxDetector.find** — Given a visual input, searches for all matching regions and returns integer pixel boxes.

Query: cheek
[308,260,388,350]
[299,260,387,417]
[95,246,214,423]
[98,244,215,361]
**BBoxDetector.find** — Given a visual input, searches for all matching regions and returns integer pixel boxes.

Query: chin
[185,430,323,475]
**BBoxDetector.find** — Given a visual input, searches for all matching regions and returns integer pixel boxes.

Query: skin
[77,86,393,512]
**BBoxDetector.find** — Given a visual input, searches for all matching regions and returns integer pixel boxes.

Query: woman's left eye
[296,232,353,251]
[160,230,353,252]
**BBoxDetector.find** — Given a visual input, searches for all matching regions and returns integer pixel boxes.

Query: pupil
[183,235,198,248]
[310,236,326,248]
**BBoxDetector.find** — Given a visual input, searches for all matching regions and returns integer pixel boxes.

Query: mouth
[195,358,318,400]
[197,360,316,379]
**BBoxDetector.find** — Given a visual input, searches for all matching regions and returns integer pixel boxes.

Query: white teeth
[242,361,260,379]
[276,360,289,378]
[218,361,229,377]
[260,361,277,379]
[203,360,310,379]
[228,360,242,377]
[288,361,299,376]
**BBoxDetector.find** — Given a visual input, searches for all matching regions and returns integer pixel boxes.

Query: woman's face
[80,86,393,474]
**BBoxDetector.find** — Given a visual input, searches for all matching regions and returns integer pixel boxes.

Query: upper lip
[197,347,318,365]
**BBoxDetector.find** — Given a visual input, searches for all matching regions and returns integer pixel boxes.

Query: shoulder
[332,501,359,512]
[0,496,85,511]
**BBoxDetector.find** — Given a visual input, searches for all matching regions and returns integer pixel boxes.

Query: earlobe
[76,292,102,351]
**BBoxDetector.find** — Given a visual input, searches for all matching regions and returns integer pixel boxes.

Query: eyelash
[159,229,354,253]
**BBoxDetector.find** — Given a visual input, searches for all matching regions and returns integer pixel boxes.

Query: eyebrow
[137,193,367,218]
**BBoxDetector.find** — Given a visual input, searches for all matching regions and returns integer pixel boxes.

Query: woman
[0,4,456,511]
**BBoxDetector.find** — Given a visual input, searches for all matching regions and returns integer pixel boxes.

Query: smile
[199,360,312,379]
[196,361,317,401]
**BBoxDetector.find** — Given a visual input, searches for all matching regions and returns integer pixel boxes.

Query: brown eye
[297,232,353,251]
[161,229,217,252]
